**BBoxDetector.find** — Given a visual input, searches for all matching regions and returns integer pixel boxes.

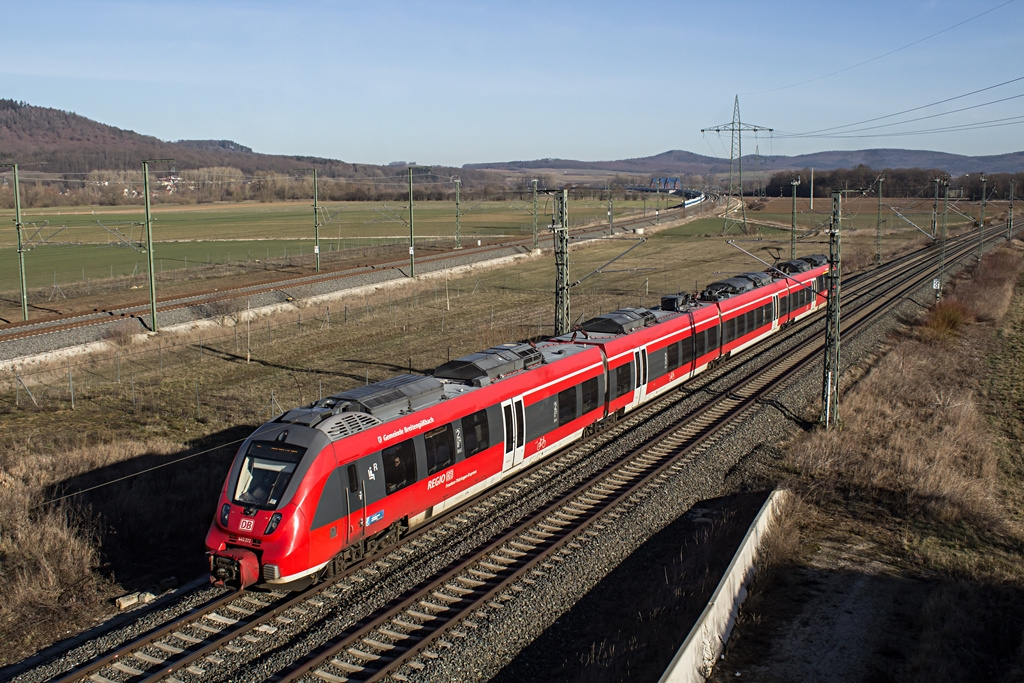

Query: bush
[920,300,972,342]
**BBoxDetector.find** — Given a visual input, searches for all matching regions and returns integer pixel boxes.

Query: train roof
[272,339,596,437]
[434,342,542,383]
[740,271,773,287]
[774,259,811,274]
[701,277,756,301]
[799,254,828,267]
[269,254,830,440]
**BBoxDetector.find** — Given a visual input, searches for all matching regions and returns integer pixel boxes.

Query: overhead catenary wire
[35,438,247,509]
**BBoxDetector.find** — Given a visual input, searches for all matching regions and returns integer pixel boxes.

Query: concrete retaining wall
[659,488,791,683]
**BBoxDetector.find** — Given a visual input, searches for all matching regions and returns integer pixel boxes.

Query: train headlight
[220,503,231,527]
[264,512,283,535]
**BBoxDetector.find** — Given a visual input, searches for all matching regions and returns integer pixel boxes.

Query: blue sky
[3,0,1022,166]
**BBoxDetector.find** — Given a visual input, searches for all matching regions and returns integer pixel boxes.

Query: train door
[633,347,649,405]
[500,397,526,471]
[772,294,780,331]
[343,455,385,544]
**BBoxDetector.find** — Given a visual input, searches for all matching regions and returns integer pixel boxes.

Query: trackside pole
[820,191,842,428]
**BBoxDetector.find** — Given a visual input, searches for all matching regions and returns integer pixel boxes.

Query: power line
[786,114,1024,139]
[785,75,1024,137]
[777,92,1024,138]
[744,0,1019,96]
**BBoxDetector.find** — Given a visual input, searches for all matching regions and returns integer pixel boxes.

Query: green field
[0,199,660,292]
[0,196,980,293]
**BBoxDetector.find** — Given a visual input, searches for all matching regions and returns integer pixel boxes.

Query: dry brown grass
[720,245,1024,681]
[791,333,1001,527]
[790,247,1024,529]
[950,248,1022,322]
[99,319,138,347]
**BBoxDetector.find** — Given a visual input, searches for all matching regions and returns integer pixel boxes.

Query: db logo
[239,518,255,532]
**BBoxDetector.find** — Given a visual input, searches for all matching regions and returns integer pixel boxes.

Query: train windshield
[234,441,306,509]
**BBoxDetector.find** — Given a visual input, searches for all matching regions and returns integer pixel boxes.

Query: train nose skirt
[209,548,260,588]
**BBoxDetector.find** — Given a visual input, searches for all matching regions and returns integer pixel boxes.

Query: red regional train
[206,255,829,589]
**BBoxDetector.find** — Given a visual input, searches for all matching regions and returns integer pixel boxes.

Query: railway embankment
[706,244,1024,682]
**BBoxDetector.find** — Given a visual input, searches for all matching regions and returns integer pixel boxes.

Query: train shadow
[195,347,433,380]
[42,425,253,593]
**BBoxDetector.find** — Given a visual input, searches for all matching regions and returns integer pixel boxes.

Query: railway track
[15,226,996,683]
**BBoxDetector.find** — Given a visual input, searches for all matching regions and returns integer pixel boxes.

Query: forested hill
[0,100,402,179]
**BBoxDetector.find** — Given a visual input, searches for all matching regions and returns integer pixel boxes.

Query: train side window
[667,340,680,370]
[462,409,490,457]
[424,424,456,475]
[557,386,578,426]
[723,318,735,344]
[708,325,720,349]
[582,377,600,414]
[382,439,417,494]
[681,336,694,365]
[615,363,633,398]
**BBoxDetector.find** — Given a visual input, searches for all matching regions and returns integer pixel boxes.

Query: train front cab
[207,424,331,590]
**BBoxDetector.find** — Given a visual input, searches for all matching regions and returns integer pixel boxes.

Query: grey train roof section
[434,343,542,384]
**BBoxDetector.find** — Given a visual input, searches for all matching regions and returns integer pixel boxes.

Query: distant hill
[468,148,1024,177]
[0,100,444,180]
[3,99,1021,181]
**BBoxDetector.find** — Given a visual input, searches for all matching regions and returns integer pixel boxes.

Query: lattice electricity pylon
[820,191,843,428]
[701,95,772,235]
[553,190,570,336]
